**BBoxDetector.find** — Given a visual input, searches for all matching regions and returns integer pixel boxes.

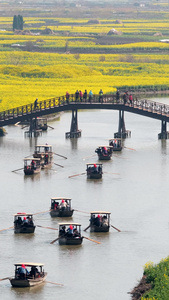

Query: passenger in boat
[67,225,73,236]
[90,214,96,225]
[59,225,66,236]
[31,160,36,170]
[17,264,29,279]
[98,165,102,173]
[30,266,39,278]
[102,215,108,226]
[45,154,49,164]
[73,228,80,237]
[59,199,67,211]
[102,147,108,155]
[95,215,101,227]
[92,163,98,173]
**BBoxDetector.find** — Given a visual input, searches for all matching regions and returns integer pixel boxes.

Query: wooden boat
[9,263,47,287]
[24,158,41,175]
[86,163,103,179]
[13,213,36,234]
[109,138,122,151]
[58,223,83,245]
[89,211,111,232]
[50,197,74,218]
[33,144,53,160]
[95,145,113,160]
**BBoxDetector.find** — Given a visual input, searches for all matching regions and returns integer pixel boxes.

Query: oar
[37,225,58,231]
[104,172,120,175]
[47,125,54,129]
[73,209,89,214]
[0,226,14,232]
[12,167,23,172]
[54,152,67,159]
[53,163,64,168]
[83,236,101,244]
[68,172,85,178]
[33,210,50,215]
[50,235,64,244]
[124,146,136,151]
[46,280,64,286]
[0,277,11,281]
[84,225,90,231]
[111,225,121,232]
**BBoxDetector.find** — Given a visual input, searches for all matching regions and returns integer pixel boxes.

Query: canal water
[1,97,169,300]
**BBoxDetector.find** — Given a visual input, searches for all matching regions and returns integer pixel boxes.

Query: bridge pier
[158,120,169,139]
[24,117,42,137]
[65,109,81,138]
[114,110,131,139]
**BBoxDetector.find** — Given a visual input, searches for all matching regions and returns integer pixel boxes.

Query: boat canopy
[13,213,33,217]
[14,263,44,267]
[35,145,52,148]
[86,163,102,166]
[90,211,111,215]
[97,145,113,148]
[24,158,40,161]
[58,222,81,226]
[51,197,71,201]
[109,138,122,141]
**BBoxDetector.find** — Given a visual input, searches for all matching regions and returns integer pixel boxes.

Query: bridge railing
[0,93,169,122]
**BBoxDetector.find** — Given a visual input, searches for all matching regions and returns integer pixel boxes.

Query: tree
[13,15,24,31]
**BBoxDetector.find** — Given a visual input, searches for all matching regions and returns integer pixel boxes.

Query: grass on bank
[141,257,169,300]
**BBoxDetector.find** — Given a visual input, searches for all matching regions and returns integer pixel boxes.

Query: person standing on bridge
[116,90,120,102]
[79,90,83,102]
[99,89,103,103]
[34,98,38,110]
[89,90,93,103]
[75,90,79,102]
[123,92,128,105]
[83,90,87,102]
[66,91,70,104]
[129,94,133,106]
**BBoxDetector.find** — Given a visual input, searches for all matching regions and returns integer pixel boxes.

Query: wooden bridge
[0,94,169,139]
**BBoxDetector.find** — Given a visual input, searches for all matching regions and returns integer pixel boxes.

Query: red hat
[24,217,26,220]
[62,200,65,203]
[98,215,100,218]
[70,225,73,230]
[94,164,97,168]
[21,264,25,269]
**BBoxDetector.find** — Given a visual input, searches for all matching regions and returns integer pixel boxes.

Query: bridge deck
[0,94,169,127]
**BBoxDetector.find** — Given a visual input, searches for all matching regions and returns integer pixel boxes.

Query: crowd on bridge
[64,89,133,105]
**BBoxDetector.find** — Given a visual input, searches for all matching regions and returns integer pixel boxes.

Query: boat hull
[87,173,102,179]
[50,209,73,218]
[97,154,112,160]
[10,273,47,287]
[24,168,41,175]
[59,236,83,245]
[90,225,110,232]
[14,225,36,234]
